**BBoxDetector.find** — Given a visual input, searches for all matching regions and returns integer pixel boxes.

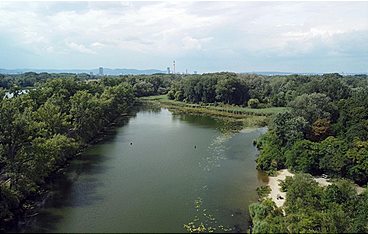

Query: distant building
[90,72,93,76]
[167,67,171,74]
[194,71,198,75]
[99,67,103,76]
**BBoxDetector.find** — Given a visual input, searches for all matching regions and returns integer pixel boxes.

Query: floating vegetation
[198,134,231,172]
[184,197,234,233]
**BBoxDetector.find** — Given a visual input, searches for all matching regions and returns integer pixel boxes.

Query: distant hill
[0,68,165,75]
[243,71,318,76]
[242,71,366,76]
[0,68,364,76]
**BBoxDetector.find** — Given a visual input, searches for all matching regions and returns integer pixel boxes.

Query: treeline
[255,79,368,185]
[0,72,94,90]
[250,174,368,233]
[167,72,368,108]
[167,72,249,105]
[0,77,135,229]
[121,74,174,97]
[0,72,174,98]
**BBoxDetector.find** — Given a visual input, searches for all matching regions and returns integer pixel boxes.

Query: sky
[0,1,367,73]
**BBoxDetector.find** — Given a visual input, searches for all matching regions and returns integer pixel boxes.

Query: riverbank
[141,95,287,127]
[20,105,265,233]
[2,109,138,232]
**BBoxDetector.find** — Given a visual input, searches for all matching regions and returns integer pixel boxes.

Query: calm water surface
[27,106,267,233]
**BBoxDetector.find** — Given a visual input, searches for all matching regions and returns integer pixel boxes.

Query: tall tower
[173,60,176,74]
[167,67,171,74]
[99,67,103,76]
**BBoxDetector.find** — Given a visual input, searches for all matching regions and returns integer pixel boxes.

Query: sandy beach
[267,169,366,208]
[267,169,293,208]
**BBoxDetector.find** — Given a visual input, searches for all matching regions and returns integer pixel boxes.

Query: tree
[289,93,337,124]
[34,100,71,137]
[248,98,260,108]
[309,118,331,141]
[174,91,184,101]
[133,81,154,97]
[256,131,285,171]
[346,140,368,185]
[215,77,249,105]
[285,140,321,174]
[272,112,308,147]
[167,90,175,100]
[318,137,349,177]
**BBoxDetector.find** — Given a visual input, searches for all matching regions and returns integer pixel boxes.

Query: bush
[174,91,184,101]
[257,186,272,200]
[167,90,175,100]
[248,98,260,108]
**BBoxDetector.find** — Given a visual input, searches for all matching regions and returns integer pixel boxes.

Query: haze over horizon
[0,1,367,74]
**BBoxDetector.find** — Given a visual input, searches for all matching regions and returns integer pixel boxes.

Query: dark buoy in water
[130,142,133,145]
[194,145,197,149]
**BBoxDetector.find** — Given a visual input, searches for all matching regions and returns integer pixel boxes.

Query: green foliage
[1,71,368,231]
[256,131,285,171]
[0,76,136,228]
[251,175,367,233]
[247,98,260,108]
[289,93,337,124]
[256,186,271,200]
[280,176,293,192]
[272,111,307,147]
[174,90,184,101]
[285,140,321,174]
[133,81,154,97]
[318,137,349,177]
[249,199,286,233]
[168,72,250,105]
[346,140,368,185]
[255,75,368,186]
[215,76,249,105]
[167,90,175,100]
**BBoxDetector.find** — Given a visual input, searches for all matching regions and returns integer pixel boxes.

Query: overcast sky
[0,1,367,73]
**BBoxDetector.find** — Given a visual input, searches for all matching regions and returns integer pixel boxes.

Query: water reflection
[23,105,267,233]
[172,114,243,134]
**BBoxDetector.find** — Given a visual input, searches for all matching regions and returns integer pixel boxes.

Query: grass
[141,95,288,127]
[141,95,288,116]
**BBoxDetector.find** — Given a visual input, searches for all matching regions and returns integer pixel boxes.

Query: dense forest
[0,73,175,230]
[1,72,368,232]
[0,78,135,228]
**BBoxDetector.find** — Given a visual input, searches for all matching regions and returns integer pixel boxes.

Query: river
[25,106,267,233]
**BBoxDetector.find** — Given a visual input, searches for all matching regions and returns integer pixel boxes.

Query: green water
[26,106,267,233]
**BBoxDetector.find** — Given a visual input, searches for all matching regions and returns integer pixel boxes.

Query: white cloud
[0,1,367,72]
[66,41,96,54]
[181,36,213,50]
